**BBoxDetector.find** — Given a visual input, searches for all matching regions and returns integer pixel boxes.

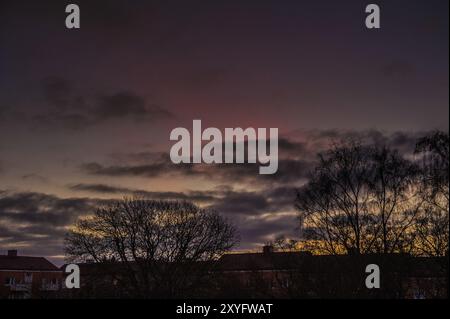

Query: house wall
[213,269,448,299]
[0,270,63,299]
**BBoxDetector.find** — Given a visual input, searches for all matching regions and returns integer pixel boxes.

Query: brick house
[0,250,63,299]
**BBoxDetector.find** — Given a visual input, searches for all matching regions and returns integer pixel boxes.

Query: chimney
[262,245,274,254]
[7,250,18,257]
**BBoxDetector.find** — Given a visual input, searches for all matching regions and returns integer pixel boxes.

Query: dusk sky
[0,0,448,264]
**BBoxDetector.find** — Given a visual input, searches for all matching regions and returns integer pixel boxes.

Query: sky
[0,0,448,265]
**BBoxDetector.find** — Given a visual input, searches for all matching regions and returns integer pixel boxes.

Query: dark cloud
[210,192,269,215]
[108,151,163,165]
[80,129,428,184]
[0,192,99,227]
[308,129,429,156]
[0,223,15,239]
[0,191,112,261]
[67,183,296,216]
[69,183,134,194]
[79,130,428,185]
[278,138,308,157]
[30,77,173,130]
[289,129,433,157]
[79,137,316,184]
[94,91,172,122]
[387,131,426,154]
[209,186,296,216]
[68,183,217,203]
[68,181,297,217]
[79,158,313,185]
[80,159,195,178]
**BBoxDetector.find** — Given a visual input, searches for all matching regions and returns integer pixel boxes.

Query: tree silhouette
[65,198,237,298]
[296,141,421,255]
[414,131,449,256]
[365,145,421,254]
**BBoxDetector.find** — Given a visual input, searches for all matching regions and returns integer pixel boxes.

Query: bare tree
[296,141,375,255]
[414,131,449,257]
[65,199,238,298]
[365,146,421,254]
[296,141,419,255]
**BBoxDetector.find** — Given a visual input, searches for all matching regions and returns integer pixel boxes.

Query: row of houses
[1,248,448,299]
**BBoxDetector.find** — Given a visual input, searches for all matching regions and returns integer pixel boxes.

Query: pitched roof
[0,255,60,271]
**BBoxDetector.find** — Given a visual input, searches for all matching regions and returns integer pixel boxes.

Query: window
[24,273,33,284]
[280,277,290,289]
[414,290,426,299]
[4,277,15,285]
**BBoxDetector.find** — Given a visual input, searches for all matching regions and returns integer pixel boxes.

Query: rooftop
[0,250,60,271]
